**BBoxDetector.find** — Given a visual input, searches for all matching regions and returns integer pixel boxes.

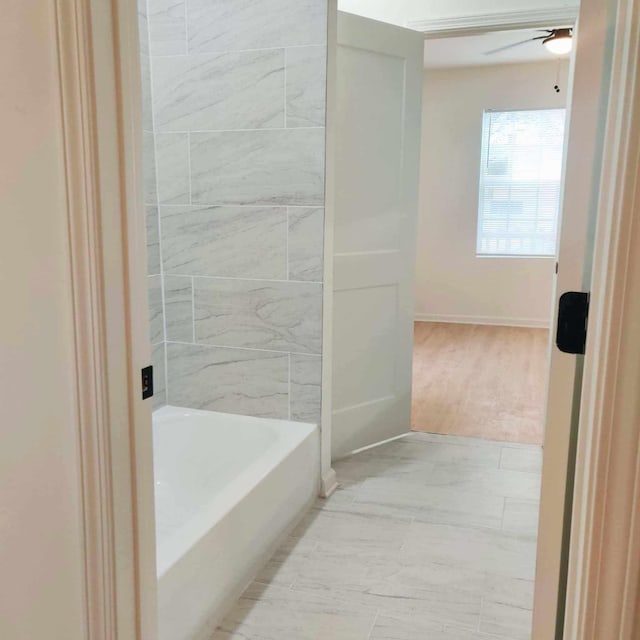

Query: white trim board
[410,7,580,38]
[414,313,551,329]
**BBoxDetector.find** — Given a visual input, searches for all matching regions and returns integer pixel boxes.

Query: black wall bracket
[556,292,590,355]
[141,365,154,400]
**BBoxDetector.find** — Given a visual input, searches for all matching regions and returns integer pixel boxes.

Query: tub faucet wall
[140,0,328,423]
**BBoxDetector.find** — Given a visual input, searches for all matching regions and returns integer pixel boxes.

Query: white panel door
[331,11,423,459]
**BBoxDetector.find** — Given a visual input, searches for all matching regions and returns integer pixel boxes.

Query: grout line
[365,612,380,640]
[165,340,321,358]
[191,275,196,343]
[285,207,290,280]
[284,48,288,128]
[157,126,324,134]
[177,274,322,285]
[187,132,192,204]
[183,0,189,55]
[287,353,292,420]
[158,203,324,210]
[151,43,327,59]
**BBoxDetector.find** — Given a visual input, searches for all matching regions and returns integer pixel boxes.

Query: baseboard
[414,313,550,329]
[320,467,338,498]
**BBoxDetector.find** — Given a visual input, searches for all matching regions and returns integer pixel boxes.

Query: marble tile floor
[213,431,542,640]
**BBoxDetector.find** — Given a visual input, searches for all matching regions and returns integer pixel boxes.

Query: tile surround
[187,0,328,54]
[152,50,285,132]
[166,342,289,418]
[140,0,327,420]
[163,275,193,342]
[190,128,326,206]
[160,205,287,279]
[287,207,325,281]
[290,354,322,423]
[152,342,167,410]
[147,275,164,345]
[194,278,323,353]
[286,46,328,128]
[148,0,186,56]
[155,133,190,204]
[145,206,161,275]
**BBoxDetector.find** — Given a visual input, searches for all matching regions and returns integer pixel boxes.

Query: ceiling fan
[484,28,573,56]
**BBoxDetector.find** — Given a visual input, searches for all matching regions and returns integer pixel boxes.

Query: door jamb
[564,0,640,636]
[54,0,157,637]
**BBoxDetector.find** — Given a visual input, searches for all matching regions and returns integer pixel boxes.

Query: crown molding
[409,7,580,38]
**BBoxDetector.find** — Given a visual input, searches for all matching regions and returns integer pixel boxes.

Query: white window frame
[476,107,566,258]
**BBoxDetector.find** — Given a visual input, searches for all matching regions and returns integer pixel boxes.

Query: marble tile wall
[141,0,328,423]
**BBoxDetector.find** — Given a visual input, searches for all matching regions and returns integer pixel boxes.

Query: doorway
[323,6,593,640]
[412,43,571,446]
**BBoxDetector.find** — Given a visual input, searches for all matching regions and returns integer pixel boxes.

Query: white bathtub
[153,406,320,640]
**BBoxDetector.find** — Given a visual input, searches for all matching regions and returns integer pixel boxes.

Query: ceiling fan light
[544,34,573,55]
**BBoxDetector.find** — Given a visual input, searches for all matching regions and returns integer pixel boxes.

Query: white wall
[338,0,579,27]
[415,61,569,327]
[0,3,86,639]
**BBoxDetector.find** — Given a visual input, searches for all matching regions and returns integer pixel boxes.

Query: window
[477,108,566,256]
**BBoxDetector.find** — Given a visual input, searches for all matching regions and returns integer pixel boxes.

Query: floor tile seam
[365,610,380,640]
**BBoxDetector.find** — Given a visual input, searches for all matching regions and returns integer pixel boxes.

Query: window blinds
[477,108,566,256]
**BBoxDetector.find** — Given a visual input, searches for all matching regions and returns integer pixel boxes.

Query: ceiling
[423,28,572,68]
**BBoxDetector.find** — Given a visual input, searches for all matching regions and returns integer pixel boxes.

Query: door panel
[331,12,423,459]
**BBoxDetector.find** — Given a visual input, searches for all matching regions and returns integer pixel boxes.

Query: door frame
[54,0,157,637]
[563,0,640,636]
[55,0,640,637]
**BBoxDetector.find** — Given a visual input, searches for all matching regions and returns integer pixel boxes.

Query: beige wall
[416,61,569,327]
[0,2,85,639]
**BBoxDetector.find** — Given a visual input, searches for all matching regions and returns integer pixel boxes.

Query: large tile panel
[288,207,324,281]
[156,133,190,204]
[143,130,158,205]
[148,275,164,344]
[290,354,322,423]
[187,0,327,53]
[194,278,322,353]
[285,46,327,128]
[146,206,161,275]
[190,128,325,206]
[161,205,287,279]
[151,342,167,409]
[166,342,288,418]
[148,0,186,55]
[164,275,193,342]
[152,50,285,131]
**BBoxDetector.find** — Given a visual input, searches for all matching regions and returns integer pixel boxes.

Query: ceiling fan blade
[484,38,538,56]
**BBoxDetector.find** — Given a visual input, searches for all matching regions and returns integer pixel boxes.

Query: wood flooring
[412,322,549,445]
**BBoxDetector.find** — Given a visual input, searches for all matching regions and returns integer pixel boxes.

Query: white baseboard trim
[414,313,551,329]
[320,468,338,498]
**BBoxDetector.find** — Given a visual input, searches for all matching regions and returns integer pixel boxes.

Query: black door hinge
[141,365,154,400]
[556,292,590,355]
